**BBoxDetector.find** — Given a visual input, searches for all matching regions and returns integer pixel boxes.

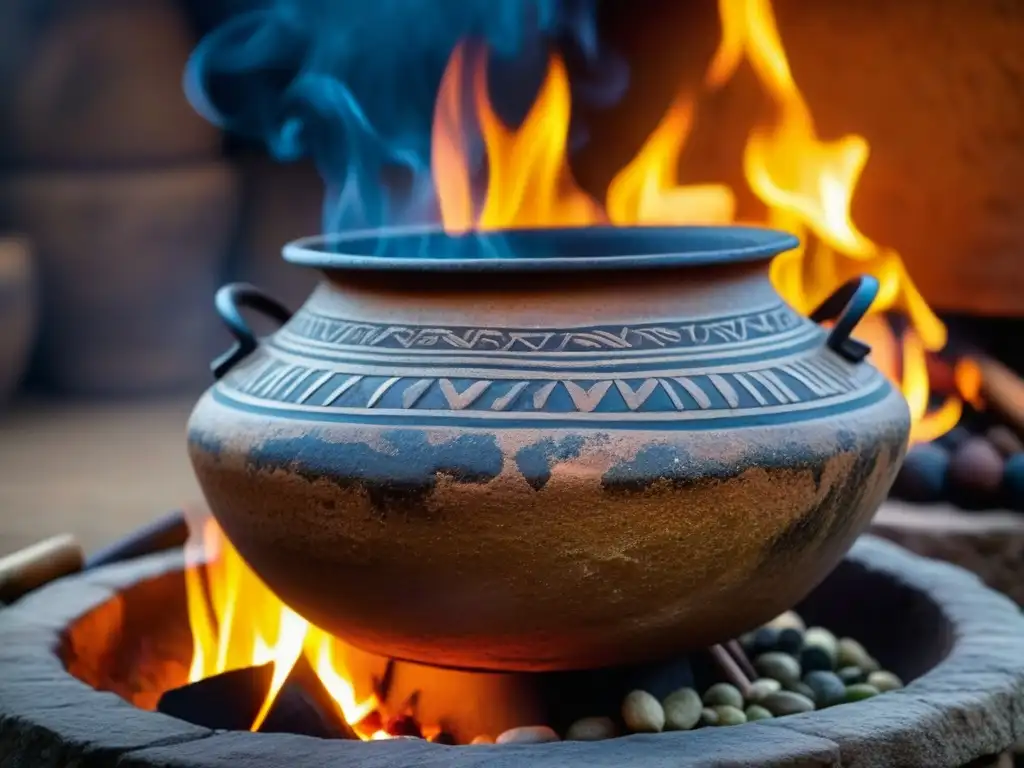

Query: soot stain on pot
[600,439,844,495]
[242,430,503,519]
[762,428,906,565]
[514,436,586,491]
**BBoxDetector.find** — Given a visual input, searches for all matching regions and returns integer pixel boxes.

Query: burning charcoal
[158,664,273,731]
[386,714,422,738]
[891,443,949,503]
[1004,454,1024,510]
[948,436,1005,507]
[157,662,353,740]
[428,731,457,745]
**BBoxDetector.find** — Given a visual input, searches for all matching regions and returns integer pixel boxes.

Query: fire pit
[0,528,1021,767]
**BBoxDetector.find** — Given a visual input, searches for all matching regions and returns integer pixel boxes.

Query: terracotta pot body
[0,238,36,404]
[187,226,910,671]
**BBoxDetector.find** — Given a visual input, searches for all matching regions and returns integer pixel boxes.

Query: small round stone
[622,690,665,733]
[749,627,781,656]
[700,707,720,727]
[762,690,816,717]
[987,425,1024,458]
[711,705,747,726]
[766,610,806,632]
[470,735,495,745]
[1004,453,1024,511]
[936,425,970,452]
[844,683,881,703]
[949,436,1005,505]
[891,443,949,503]
[565,716,618,741]
[803,627,838,662]
[803,671,846,708]
[745,705,774,721]
[663,688,703,731]
[837,666,866,685]
[837,638,873,670]
[867,670,904,692]
[754,652,802,686]
[703,683,744,709]
[746,678,783,704]
[800,645,834,673]
[496,726,560,745]
[776,627,804,655]
[785,680,817,701]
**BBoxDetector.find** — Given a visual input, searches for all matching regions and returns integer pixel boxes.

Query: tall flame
[432,0,960,443]
[184,516,385,738]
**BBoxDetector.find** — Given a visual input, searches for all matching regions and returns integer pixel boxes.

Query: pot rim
[282,224,800,273]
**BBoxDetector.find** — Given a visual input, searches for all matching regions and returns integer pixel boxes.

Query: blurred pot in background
[0,166,237,397]
[0,238,37,406]
[0,0,238,397]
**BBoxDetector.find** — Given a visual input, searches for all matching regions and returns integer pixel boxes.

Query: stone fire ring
[1,537,1024,768]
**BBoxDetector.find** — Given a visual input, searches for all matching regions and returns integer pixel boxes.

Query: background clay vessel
[0,237,36,406]
[187,226,911,672]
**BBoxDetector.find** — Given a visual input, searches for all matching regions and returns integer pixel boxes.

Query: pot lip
[282,224,800,273]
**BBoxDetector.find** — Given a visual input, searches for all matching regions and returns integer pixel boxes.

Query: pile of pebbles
[480,610,902,745]
[892,424,1024,510]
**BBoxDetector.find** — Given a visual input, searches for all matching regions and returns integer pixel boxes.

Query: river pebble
[744,704,774,721]
[565,716,618,741]
[800,645,833,673]
[803,670,846,708]
[766,610,806,632]
[496,726,560,744]
[803,627,838,661]
[775,627,804,655]
[837,637,876,671]
[710,705,747,726]
[703,682,744,709]
[663,688,703,731]
[622,690,665,733]
[700,707,719,726]
[746,678,782,703]
[844,683,881,703]
[755,652,801,686]
[837,666,866,685]
[762,690,816,716]
[867,670,904,692]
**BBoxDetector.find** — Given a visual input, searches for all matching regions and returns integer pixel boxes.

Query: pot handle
[809,275,880,364]
[211,283,294,379]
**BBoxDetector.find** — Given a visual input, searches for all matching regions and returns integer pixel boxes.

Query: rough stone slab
[118,727,840,768]
[871,504,1024,607]
[758,535,1024,767]
[4,538,1024,767]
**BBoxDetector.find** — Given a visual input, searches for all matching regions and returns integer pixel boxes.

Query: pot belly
[187,380,908,671]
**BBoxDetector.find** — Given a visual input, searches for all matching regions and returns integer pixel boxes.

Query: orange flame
[431,0,959,443]
[184,517,385,738]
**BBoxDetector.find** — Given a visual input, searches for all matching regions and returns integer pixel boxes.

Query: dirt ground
[0,397,202,557]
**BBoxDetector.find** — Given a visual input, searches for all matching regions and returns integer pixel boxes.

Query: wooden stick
[977,355,1024,438]
[0,534,84,604]
[725,639,758,681]
[708,644,752,698]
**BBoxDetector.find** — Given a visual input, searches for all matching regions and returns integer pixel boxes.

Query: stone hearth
[0,536,1023,767]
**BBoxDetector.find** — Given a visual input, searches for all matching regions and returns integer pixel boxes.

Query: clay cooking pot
[187,225,910,671]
